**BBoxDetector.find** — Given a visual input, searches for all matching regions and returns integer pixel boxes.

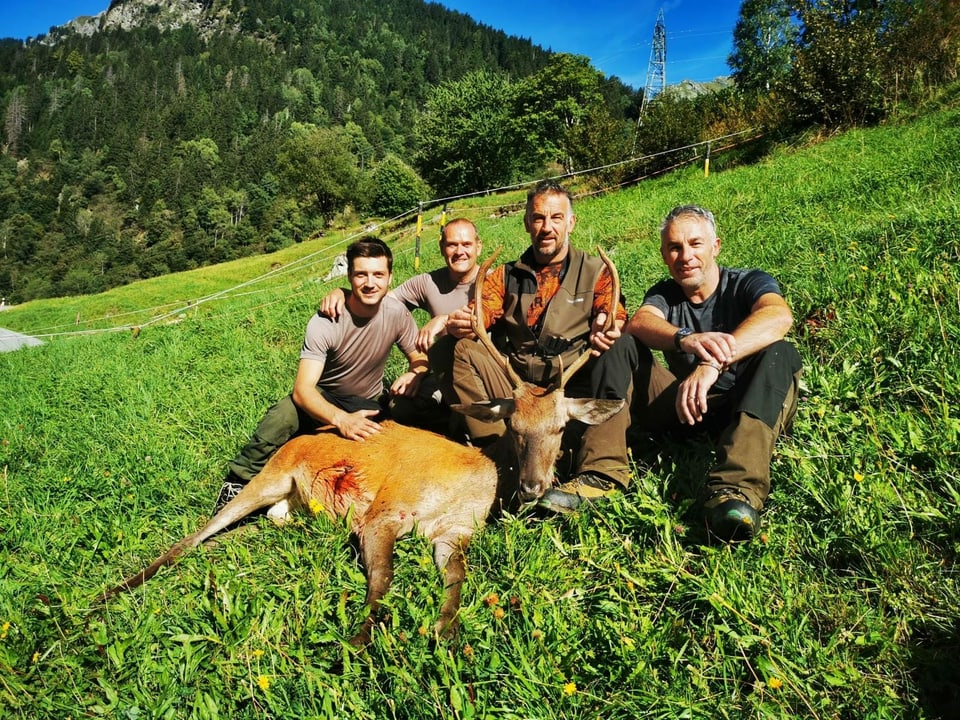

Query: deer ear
[563,398,624,426]
[450,399,516,423]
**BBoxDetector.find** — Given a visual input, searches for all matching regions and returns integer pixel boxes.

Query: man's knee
[733,341,803,428]
[253,395,303,446]
[574,335,639,399]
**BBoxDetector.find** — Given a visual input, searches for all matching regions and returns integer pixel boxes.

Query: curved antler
[557,246,620,389]
[472,248,525,389]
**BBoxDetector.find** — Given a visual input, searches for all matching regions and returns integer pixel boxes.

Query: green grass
[2,90,959,718]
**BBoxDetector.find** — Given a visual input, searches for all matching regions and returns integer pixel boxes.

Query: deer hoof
[267,500,292,525]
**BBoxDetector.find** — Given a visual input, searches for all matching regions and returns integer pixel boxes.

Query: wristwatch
[674,327,694,349]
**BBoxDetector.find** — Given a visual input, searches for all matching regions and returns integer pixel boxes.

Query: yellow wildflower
[0,621,9,639]
[493,607,505,620]
[768,677,783,690]
[563,682,577,696]
[854,472,864,483]
[308,498,323,515]
[257,675,270,691]
[252,649,264,658]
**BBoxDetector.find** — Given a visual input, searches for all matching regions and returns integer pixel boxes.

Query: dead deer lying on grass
[99,248,623,647]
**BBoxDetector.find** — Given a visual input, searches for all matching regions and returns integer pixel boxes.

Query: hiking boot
[212,478,246,515]
[211,477,267,529]
[703,488,760,543]
[538,472,619,514]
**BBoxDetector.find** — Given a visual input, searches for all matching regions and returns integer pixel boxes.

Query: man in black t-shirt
[626,205,802,542]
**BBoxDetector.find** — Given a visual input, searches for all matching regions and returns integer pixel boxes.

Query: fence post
[415,202,423,271]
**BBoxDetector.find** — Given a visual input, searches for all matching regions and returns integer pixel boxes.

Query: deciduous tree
[789,0,887,126]
[278,122,361,224]
[729,0,799,93]
[414,70,529,196]
[513,54,612,173]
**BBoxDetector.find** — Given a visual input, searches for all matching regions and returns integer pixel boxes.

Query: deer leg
[98,469,299,603]
[351,525,398,647]
[432,535,469,641]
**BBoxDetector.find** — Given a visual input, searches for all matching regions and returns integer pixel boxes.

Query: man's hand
[445,306,477,340]
[319,288,347,319]
[333,408,382,441]
[675,363,722,425]
[390,370,424,398]
[416,315,448,353]
[680,330,736,368]
[588,311,620,356]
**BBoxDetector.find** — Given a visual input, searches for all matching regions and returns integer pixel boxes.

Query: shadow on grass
[908,621,960,720]
[628,430,716,547]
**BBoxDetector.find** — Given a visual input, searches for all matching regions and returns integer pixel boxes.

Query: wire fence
[4,128,761,343]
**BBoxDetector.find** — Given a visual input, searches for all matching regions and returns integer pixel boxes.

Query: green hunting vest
[495,245,605,386]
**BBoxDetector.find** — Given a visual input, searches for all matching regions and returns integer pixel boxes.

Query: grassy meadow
[1,90,959,719]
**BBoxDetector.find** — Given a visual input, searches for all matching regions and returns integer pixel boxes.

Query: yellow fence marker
[415,202,423,270]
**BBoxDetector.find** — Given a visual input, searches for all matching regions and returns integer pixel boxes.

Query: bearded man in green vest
[446,180,639,513]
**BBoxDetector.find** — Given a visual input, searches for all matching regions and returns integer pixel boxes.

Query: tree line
[0,0,956,303]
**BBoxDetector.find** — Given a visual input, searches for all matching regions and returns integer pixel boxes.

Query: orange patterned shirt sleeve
[475,260,626,330]
[477,265,506,329]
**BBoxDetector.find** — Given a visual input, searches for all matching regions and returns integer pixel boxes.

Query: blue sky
[2,0,740,89]
[437,0,740,88]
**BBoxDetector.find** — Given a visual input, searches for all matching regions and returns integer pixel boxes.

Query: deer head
[452,247,625,503]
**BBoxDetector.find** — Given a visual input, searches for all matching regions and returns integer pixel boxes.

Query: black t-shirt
[642,267,781,388]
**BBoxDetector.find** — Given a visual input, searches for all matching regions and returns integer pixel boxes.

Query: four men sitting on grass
[220,185,801,544]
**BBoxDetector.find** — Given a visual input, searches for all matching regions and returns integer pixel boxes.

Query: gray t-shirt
[392,268,474,317]
[642,267,782,386]
[300,295,419,400]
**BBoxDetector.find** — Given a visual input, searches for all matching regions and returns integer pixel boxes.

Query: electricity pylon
[634,8,666,148]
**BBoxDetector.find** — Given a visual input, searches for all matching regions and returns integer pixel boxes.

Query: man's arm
[389,348,430,398]
[626,305,738,368]
[416,314,449,352]
[291,357,382,440]
[667,292,793,367]
[588,266,628,354]
[728,293,794,359]
[627,294,793,425]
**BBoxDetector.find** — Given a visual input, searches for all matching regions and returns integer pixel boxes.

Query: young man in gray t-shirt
[213,237,427,515]
[321,218,483,433]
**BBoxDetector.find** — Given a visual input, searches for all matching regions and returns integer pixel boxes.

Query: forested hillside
[2,0,956,306]
[0,0,638,302]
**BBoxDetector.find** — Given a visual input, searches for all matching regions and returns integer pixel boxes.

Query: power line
[8,129,760,342]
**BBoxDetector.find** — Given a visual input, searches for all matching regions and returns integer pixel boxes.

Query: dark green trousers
[630,340,802,509]
[227,392,383,484]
